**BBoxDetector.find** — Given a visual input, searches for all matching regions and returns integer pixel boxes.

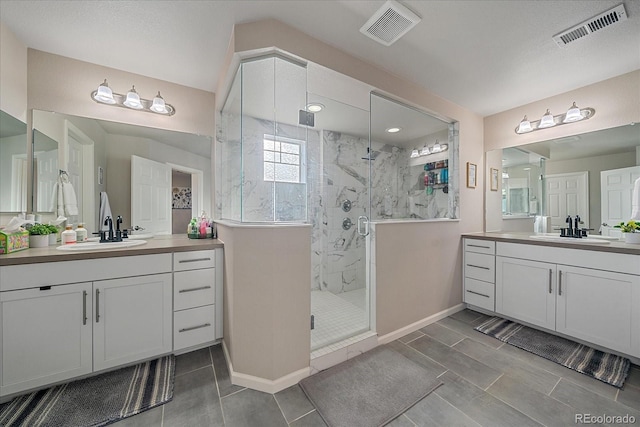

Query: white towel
[62,181,78,216]
[57,181,65,217]
[49,182,59,213]
[99,192,113,231]
[632,177,640,221]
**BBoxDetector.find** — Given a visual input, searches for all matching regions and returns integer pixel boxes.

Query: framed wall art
[490,168,499,191]
[467,162,477,188]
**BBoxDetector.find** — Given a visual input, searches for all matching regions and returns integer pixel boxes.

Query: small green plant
[44,224,59,234]
[28,223,52,235]
[614,220,640,233]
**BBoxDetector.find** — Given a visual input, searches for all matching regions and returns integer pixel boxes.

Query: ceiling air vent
[553,3,627,47]
[360,0,421,46]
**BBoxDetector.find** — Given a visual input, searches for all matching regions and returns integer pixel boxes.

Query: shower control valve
[342,218,353,230]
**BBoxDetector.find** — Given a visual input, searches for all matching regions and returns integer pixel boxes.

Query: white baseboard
[377,303,465,345]
[222,340,310,394]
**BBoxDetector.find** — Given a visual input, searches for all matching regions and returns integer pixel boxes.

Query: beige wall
[229,19,484,343]
[484,71,640,152]
[0,22,28,122]
[484,72,640,231]
[218,223,311,381]
[28,49,216,137]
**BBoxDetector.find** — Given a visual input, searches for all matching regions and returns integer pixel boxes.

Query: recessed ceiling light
[307,103,324,113]
[386,127,401,133]
[523,167,531,170]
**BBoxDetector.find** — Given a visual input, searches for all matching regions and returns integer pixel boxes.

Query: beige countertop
[0,235,224,266]
[462,232,640,255]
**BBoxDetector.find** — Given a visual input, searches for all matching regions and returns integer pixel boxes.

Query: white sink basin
[528,235,610,245]
[56,240,147,251]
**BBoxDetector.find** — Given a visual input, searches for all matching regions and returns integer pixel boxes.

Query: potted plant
[28,223,52,248]
[45,224,60,245]
[614,220,640,244]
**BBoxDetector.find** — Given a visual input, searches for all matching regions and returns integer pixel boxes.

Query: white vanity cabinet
[463,239,496,311]
[172,249,222,352]
[0,282,93,396]
[495,257,556,330]
[93,273,172,371]
[0,254,173,398]
[493,241,640,358]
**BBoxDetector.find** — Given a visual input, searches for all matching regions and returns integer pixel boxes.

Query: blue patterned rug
[475,317,630,388]
[0,355,174,427]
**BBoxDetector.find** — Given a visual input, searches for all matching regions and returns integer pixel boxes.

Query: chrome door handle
[558,271,563,296]
[83,290,88,325]
[548,269,552,294]
[357,216,369,236]
[95,289,100,323]
[179,286,212,293]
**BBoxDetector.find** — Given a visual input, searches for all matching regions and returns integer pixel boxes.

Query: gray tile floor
[113,309,640,426]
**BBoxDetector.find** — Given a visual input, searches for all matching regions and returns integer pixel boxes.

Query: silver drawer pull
[178,257,211,263]
[83,290,88,325]
[468,244,491,249]
[179,286,212,293]
[466,264,490,270]
[179,323,211,333]
[466,290,490,298]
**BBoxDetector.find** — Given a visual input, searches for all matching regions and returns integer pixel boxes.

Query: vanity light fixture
[410,148,420,158]
[432,140,442,153]
[538,109,556,129]
[419,145,430,156]
[386,127,401,133]
[412,141,449,158]
[91,80,176,116]
[514,102,595,135]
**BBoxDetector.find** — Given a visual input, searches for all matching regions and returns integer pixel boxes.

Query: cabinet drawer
[464,252,495,283]
[174,305,215,351]
[174,269,215,311]
[173,250,216,271]
[464,239,495,255]
[464,278,495,311]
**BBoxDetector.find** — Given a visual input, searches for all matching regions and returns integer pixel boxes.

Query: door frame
[64,120,95,232]
[545,171,589,229]
[167,162,204,219]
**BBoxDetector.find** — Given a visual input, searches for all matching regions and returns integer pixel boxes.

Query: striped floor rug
[475,317,630,388]
[0,355,174,427]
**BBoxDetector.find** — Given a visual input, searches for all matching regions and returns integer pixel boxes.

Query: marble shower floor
[112,309,640,427]
[310,289,368,351]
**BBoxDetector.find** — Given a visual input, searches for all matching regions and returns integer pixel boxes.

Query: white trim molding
[377,303,465,345]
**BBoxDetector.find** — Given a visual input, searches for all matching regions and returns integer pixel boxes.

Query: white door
[93,273,172,371]
[601,166,640,237]
[67,135,83,224]
[35,149,58,212]
[546,172,589,230]
[1,282,93,396]
[131,155,171,235]
[556,265,640,356]
[496,256,556,331]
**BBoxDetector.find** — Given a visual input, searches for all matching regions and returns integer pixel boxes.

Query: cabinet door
[556,265,640,356]
[0,282,92,396]
[93,273,172,371]
[496,257,556,330]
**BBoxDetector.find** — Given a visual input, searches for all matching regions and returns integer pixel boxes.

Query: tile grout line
[484,373,504,391]
[287,409,317,425]
[209,346,227,426]
[160,404,164,427]
[548,377,562,396]
[401,413,419,426]
[436,393,482,427]
[486,387,551,427]
[272,393,289,425]
[450,337,466,347]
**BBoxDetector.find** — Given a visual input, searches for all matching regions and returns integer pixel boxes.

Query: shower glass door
[307,93,371,352]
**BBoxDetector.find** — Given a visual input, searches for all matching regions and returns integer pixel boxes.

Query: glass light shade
[419,145,430,156]
[538,109,556,128]
[386,127,401,133]
[123,86,143,109]
[150,91,168,114]
[517,115,532,133]
[306,103,324,113]
[93,79,116,104]
[563,102,583,123]
[410,148,420,158]
[432,140,441,153]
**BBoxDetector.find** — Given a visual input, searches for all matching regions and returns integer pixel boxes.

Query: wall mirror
[0,110,28,213]
[32,110,213,234]
[486,124,640,235]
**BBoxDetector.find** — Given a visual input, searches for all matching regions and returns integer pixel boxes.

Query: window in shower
[263,135,305,183]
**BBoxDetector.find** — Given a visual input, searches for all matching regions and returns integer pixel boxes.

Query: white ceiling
[2,1,639,117]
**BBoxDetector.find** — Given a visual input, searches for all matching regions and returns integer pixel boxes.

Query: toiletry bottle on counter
[61,225,77,244]
[76,223,87,242]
